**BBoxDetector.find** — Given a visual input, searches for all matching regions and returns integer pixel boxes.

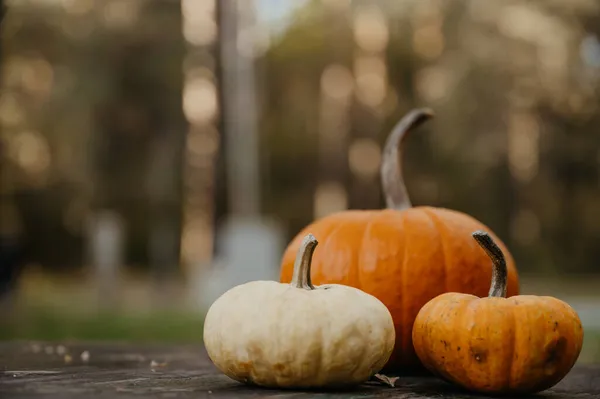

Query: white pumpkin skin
[203,234,395,389]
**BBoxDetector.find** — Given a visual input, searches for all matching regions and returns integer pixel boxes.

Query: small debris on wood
[150,360,168,371]
[56,345,67,356]
[81,351,90,362]
[64,354,73,364]
[368,373,399,388]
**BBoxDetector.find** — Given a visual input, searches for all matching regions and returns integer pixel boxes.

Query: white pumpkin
[203,233,396,389]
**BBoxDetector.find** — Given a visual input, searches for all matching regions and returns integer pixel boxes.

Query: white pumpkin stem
[472,230,508,298]
[290,234,318,290]
[381,107,434,211]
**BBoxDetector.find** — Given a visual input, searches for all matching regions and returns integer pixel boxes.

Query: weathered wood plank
[0,342,598,398]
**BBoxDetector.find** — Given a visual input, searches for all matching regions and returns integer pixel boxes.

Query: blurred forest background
[1,0,600,361]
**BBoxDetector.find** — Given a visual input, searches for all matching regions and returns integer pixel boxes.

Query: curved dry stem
[381,108,434,210]
[290,234,318,290]
[472,230,507,298]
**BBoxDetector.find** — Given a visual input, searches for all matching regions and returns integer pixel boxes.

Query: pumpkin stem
[381,108,434,210]
[290,234,318,290]
[472,230,508,298]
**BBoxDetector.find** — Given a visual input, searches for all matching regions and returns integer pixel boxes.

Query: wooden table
[1,342,598,398]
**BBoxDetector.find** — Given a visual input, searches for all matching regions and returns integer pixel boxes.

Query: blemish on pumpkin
[470,347,488,363]
[457,346,461,351]
[273,363,286,372]
[236,361,253,373]
[545,337,567,366]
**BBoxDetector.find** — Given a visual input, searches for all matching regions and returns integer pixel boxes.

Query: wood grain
[0,342,598,398]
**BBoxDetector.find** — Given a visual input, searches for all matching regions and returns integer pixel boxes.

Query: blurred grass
[0,267,206,342]
[1,305,204,342]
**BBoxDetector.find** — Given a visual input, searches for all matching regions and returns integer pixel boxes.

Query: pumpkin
[412,230,583,395]
[279,108,520,372]
[203,233,396,389]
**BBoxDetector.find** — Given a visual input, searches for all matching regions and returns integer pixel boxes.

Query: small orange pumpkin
[280,108,520,373]
[412,231,583,394]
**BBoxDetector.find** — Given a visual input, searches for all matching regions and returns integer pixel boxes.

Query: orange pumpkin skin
[279,207,519,372]
[413,294,582,394]
[412,232,583,395]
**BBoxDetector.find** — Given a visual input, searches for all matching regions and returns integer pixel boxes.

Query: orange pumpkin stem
[381,108,434,211]
[290,234,318,290]
[472,230,507,298]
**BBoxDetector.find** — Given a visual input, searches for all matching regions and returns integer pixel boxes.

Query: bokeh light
[183,77,218,124]
[348,138,381,180]
[314,181,348,219]
[320,64,354,100]
[353,5,389,53]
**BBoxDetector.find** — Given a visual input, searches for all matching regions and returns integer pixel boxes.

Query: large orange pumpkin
[279,108,520,373]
